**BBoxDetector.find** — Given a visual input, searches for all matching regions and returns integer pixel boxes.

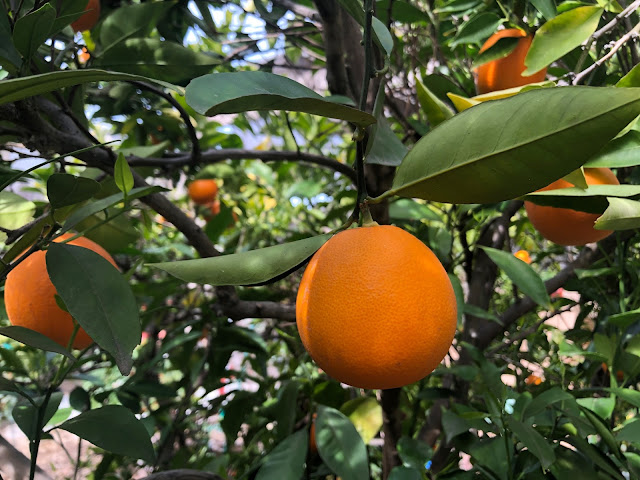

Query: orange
[4,233,117,349]
[188,179,218,205]
[514,249,531,264]
[524,168,619,246]
[525,374,542,385]
[309,414,318,454]
[296,225,457,390]
[209,199,221,216]
[71,0,100,32]
[476,29,547,94]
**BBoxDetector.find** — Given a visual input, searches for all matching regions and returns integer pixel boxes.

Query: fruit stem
[360,206,378,227]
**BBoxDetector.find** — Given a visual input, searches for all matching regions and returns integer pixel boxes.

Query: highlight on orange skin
[475,29,547,94]
[524,168,619,246]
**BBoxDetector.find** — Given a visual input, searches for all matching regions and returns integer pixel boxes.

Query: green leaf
[435,0,482,13]
[416,76,454,127]
[388,466,422,480]
[608,308,640,329]
[509,418,555,469]
[523,387,575,418]
[150,233,332,286]
[255,429,308,480]
[472,37,519,69]
[185,72,376,127]
[340,397,383,444]
[58,405,155,463]
[316,405,369,480]
[114,153,134,194]
[549,447,600,479]
[389,199,442,222]
[12,3,55,61]
[585,131,640,168]
[372,17,394,56]
[577,396,615,421]
[0,5,22,70]
[397,436,432,470]
[273,381,300,441]
[617,62,640,87]
[523,6,603,75]
[616,419,640,443]
[0,192,35,229]
[389,87,640,204]
[530,0,557,19]
[450,12,504,47]
[334,0,364,24]
[47,173,101,209]
[481,247,550,307]
[594,333,616,365]
[46,244,140,375]
[595,197,640,230]
[525,185,640,214]
[0,326,74,360]
[0,69,181,106]
[95,38,220,84]
[13,392,63,441]
[365,118,408,166]
[580,406,623,461]
[625,452,640,478]
[609,387,640,408]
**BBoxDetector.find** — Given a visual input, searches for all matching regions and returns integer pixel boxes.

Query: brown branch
[381,388,402,477]
[213,299,296,321]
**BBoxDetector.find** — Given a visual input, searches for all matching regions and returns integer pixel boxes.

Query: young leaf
[509,419,556,469]
[340,397,383,444]
[58,405,155,463]
[46,244,141,375]
[595,197,640,230]
[0,192,35,229]
[523,6,604,75]
[0,326,75,360]
[12,3,55,62]
[150,233,332,286]
[480,247,550,307]
[316,405,369,480]
[617,62,640,87]
[525,185,640,214]
[389,87,640,204]
[47,173,101,209]
[186,72,376,127]
[416,77,454,126]
[255,429,308,480]
[114,153,134,194]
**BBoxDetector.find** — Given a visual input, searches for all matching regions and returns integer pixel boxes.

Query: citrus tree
[1,0,640,479]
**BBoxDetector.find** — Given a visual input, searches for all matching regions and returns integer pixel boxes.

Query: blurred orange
[514,249,531,264]
[525,374,542,385]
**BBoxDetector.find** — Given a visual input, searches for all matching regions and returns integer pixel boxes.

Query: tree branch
[212,299,296,321]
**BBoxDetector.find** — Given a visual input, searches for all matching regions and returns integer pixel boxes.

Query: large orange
[4,233,117,349]
[524,168,619,246]
[296,225,457,390]
[188,179,218,205]
[71,0,100,32]
[476,29,547,94]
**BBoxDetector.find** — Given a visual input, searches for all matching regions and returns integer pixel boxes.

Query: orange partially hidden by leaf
[4,233,117,349]
[309,413,318,454]
[296,224,457,390]
[525,374,542,385]
[476,29,547,94]
[71,0,101,32]
[524,167,619,246]
[188,179,218,205]
[514,249,531,264]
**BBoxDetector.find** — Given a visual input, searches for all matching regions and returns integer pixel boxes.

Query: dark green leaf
[609,387,640,408]
[530,0,557,19]
[46,244,140,375]
[608,308,640,329]
[595,197,640,230]
[397,436,432,470]
[372,17,393,56]
[524,6,603,75]
[273,381,300,441]
[388,466,422,480]
[435,0,482,13]
[626,452,640,478]
[389,198,442,222]
[99,1,174,50]
[389,87,640,204]
[186,72,376,127]
[335,0,364,23]
[13,392,63,441]
[585,131,640,168]
[12,3,55,61]
[47,174,101,209]
[524,185,640,214]
[616,419,640,443]
[481,247,550,307]
[150,233,332,286]
[580,406,623,461]
[255,429,308,480]
[58,405,155,462]
[469,438,510,480]
[365,118,408,166]
[114,153,134,194]
[450,12,504,47]
[0,6,22,69]
[69,387,91,412]
[416,76,454,127]
[0,326,74,360]
[549,447,600,479]
[509,419,555,469]
[316,405,369,480]
[523,387,574,418]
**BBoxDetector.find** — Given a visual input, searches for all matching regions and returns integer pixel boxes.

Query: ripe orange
[514,249,531,264]
[525,374,542,385]
[188,179,218,205]
[296,225,457,390]
[476,29,547,94]
[4,233,117,349]
[524,168,619,246]
[71,0,100,32]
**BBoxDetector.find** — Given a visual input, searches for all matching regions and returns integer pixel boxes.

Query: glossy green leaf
[388,466,422,480]
[523,6,603,75]
[340,397,383,444]
[509,418,555,469]
[365,118,408,166]
[617,62,640,87]
[95,38,220,84]
[562,168,588,189]
[616,419,640,443]
[397,436,432,470]
[481,247,550,307]
[0,69,180,106]
[255,429,308,480]
[389,87,640,204]
[524,185,640,214]
[0,192,35,229]
[316,405,369,480]
[186,72,376,127]
[0,326,74,360]
[47,173,101,209]
[626,452,640,478]
[46,244,140,375]
[472,37,519,68]
[389,199,442,222]
[577,396,615,420]
[450,12,504,47]
[13,392,63,441]
[530,0,557,19]
[58,405,155,463]
[150,233,332,286]
[580,406,623,461]
[114,153,134,194]
[12,3,55,61]
[99,1,174,50]
[0,6,22,69]
[585,131,640,168]
[372,17,394,56]
[523,387,575,418]
[609,387,640,408]
[76,211,139,253]
[416,76,454,127]
[595,197,640,230]
[608,308,640,329]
